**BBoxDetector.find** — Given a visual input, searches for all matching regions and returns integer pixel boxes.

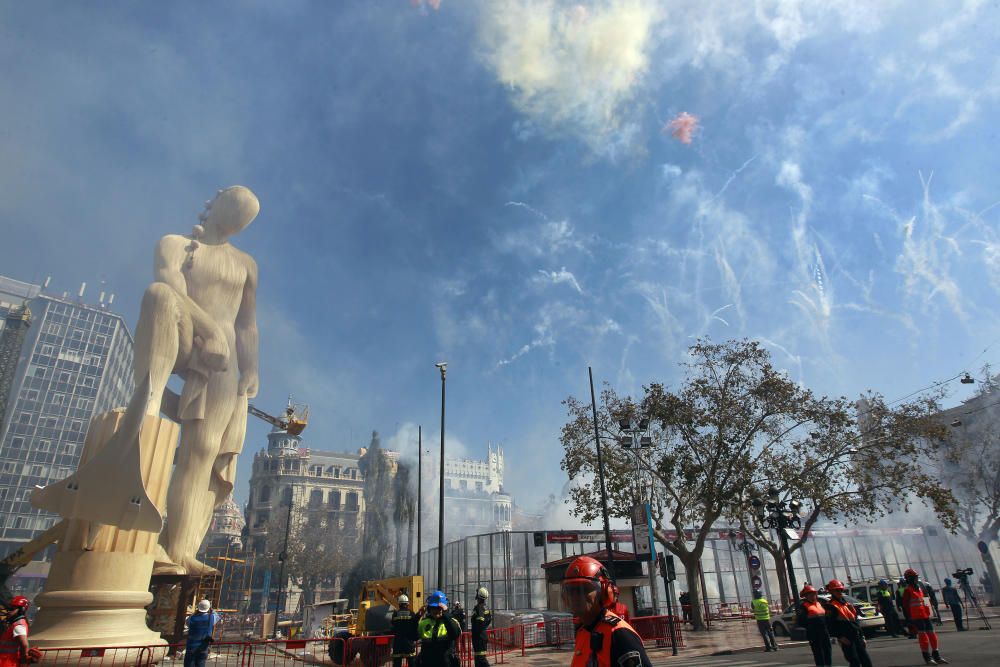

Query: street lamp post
[617,415,658,614]
[587,367,616,582]
[435,362,447,592]
[274,491,294,638]
[753,487,803,604]
[417,425,422,576]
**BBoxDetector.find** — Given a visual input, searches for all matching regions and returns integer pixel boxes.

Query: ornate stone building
[441,443,512,539]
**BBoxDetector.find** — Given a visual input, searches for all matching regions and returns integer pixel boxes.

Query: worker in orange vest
[902,568,948,665]
[562,556,650,667]
[607,584,630,622]
[795,585,831,667]
[0,597,37,667]
[824,579,872,667]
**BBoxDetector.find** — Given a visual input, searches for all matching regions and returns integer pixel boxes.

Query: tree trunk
[680,555,707,630]
[980,546,1000,606]
[770,551,791,608]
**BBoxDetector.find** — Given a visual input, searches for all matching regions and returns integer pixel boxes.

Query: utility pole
[435,362,447,591]
[588,367,615,582]
[417,425,422,576]
[274,491,294,638]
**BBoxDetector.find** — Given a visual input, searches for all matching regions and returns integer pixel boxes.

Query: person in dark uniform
[875,579,903,637]
[824,579,873,667]
[796,585,831,667]
[415,591,462,667]
[390,594,418,667]
[561,556,652,667]
[941,579,964,631]
[451,602,467,632]
[471,588,492,667]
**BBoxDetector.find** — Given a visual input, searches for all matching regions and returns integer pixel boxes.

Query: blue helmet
[878,579,890,586]
[944,578,952,586]
[427,590,449,609]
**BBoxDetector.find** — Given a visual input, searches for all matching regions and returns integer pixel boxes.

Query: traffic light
[533,532,544,547]
[658,553,676,582]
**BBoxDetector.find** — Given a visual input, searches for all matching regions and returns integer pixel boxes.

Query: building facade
[0,277,134,582]
[442,444,512,539]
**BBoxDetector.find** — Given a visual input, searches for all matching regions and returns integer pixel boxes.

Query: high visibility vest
[904,586,931,620]
[829,598,857,621]
[751,598,771,621]
[0,619,27,667]
[802,601,825,618]
[570,613,642,667]
[418,617,457,641]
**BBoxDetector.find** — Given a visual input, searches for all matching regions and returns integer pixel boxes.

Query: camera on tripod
[952,567,974,581]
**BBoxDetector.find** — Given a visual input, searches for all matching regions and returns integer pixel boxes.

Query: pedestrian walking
[875,579,903,637]
[416,591,462,667]
[679,591,692,624]
[823,579,873,667]
[0,597,37,667]
[750,590,778,652]
[561,556,651,667]
[184,600,219,667]
[902,568,948,665]
[390,594,417,667]
[940,579,965,631]
[796,585,832,667]
[471,588,492,667]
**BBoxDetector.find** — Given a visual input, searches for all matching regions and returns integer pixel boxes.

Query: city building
[0,276,135,587]
[442,444,512,539]
[202,492,247,552]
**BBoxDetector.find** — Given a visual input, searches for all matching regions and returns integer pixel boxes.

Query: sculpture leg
[133,283,192,417]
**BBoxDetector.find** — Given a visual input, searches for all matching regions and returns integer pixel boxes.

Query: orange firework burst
[663,112,700,144]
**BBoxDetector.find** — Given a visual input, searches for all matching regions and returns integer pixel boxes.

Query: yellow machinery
[248,401,309,436]
[0,521,66,597]
[354,575,425,636]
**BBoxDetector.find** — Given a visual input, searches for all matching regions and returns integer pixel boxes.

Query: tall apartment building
[0,276,134,582]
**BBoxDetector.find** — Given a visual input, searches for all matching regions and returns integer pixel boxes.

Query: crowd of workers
[748,567,952,666]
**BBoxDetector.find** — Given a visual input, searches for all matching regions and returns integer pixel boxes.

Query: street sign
[752,575,763,589]
[631,504,655,561]
[783,527,800,541]
[748,555,761,570]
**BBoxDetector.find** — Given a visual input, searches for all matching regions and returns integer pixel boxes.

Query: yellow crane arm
[0,520,67,584]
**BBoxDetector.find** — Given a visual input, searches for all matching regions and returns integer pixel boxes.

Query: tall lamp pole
[274,490,294,638]
[417,425,422,576]
[588,367,616,582]
[617,415,657,613]
[753,487,803,604]
[435,362,447,591]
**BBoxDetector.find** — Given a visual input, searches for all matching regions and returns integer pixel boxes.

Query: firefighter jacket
[795,600,830,639]
[570,613,652,667]
[875,589,898,616]
[391,608,417,657]
[471,605,492,655]
[416,613,462,667]
[0,617,27,667]
[902,585,932,621]
[824,597,864,639]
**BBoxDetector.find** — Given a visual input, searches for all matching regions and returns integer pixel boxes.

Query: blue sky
[2,1,999,519]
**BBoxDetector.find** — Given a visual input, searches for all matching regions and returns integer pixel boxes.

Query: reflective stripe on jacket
[750,598,771,621]
[903,586,931,620]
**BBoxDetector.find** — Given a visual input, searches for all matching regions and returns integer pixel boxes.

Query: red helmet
[826,579,845,591]
[7,596,29,609]
[562,556,614,607]
[800,585,817,595]
[904,568,919,579]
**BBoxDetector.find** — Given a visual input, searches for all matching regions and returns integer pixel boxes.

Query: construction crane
[0,520,66,601]
[248,400,309,435]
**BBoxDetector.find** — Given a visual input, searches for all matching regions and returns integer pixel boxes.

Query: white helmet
[476,587,489,601]
[398,594,409,605]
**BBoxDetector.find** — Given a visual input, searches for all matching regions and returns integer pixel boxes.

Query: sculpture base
[30,412,179,661]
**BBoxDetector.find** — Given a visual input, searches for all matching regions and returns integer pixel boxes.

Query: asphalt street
[652,626,999,667]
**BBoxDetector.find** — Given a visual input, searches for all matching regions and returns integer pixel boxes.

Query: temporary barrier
[519,621,549,649]
[629,615,685,649]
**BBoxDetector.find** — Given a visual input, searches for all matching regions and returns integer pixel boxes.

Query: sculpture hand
[193,332,230,372]
[238,371,259,398]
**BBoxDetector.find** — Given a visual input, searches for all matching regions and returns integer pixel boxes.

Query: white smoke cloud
[534,267,584,294]
[479,0,661,154]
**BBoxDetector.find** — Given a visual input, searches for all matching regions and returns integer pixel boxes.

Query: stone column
[30,410,178,656]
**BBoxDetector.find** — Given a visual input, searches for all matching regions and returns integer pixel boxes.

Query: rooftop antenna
[99,292,106,304]
[78,282,86,300]
[108,294,115,305]
[42,276,51,290]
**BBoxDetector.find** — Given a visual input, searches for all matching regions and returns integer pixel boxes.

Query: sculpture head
[201,186,260,238]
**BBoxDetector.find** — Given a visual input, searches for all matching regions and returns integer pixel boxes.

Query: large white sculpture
[34,185,260,575]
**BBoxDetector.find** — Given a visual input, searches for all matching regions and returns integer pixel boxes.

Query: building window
[328,490,341,509]
[17,413,31,425]
[460,480,467,490]
[51,393,66,406]
[281,487,293,506]
[11,438,24,449]
[332,467,341,478]
[350,468,358,480]
[346,492,359,511]
[309,489,323,508]
[259,486,271,503]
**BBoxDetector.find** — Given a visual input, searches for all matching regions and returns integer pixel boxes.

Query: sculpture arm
[154,236,226,342]
[236,257,259,397]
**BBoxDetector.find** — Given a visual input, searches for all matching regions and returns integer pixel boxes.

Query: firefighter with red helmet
[0,596,37,667]
[902,568,948,665]
[795,585,831,667]
[562,556,651,667]
[824,579,873,667]
[607,584,630,623]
